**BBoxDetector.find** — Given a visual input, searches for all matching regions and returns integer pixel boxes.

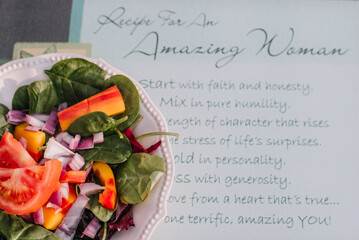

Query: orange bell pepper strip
[93,161,117,210]
[58,86,125,131]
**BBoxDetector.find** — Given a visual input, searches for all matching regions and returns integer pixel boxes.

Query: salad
[0,58,175,240]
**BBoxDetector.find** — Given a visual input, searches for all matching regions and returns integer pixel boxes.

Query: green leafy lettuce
[115,153,164,204]
[0,104,14,139]
[0,211,61,240]
[28,81,57,114]
[103,75,140,131]
[77,133,132,164]
[45,58,106,106]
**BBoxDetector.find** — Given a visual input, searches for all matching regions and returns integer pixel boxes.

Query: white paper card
[77,1,359,239]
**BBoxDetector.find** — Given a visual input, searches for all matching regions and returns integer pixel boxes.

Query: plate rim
[0,53,175,240]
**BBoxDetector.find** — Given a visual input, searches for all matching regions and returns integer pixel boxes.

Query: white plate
[0,53,175,240]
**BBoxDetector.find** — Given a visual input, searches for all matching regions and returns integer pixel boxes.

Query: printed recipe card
[72,0,359,239]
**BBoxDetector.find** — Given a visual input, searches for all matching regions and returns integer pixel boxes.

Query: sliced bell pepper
[58,86,125,131]
[42,184,77,230]
[13,123,46,161]
[59,170,87,183]
[93,161,117,210]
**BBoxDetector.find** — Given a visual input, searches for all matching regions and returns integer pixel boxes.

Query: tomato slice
[0,159,62,215]
[0,131,36,168]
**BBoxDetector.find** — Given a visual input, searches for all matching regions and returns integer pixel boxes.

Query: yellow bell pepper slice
[93,161,117,210]
[13,123,45,161]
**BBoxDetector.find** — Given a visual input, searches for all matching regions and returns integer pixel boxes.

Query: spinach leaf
[77,133,131,164]
[0,104,14,139]
[67,111,128,137]
[28,81,57,114]
[0,211,61,240]
[115,153,164,204]
[45,58,106,106]
[103,75,140,131]
[12,85,29,110]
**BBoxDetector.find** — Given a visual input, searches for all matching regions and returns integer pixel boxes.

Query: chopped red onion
[77,137,94,150]
[6,110,25,125]
[25,125,42,132]
[48,190,63,207]
[57,155,73,169]
[68,153,85,171]
[60,141,70,149]
[69,134,81,151]
[85,161,93,178]
[79,183,105,196]
[19,137,27,148]
[19,214,33,223]
[59,183,69,200]
[43,107,59,135]
[30,113,49,122]
[55,132,65,142]
[58,102,68,111]
[26,114,45,128]
[38,158,51,166]
[82,217,101,239]
[93,132,104,144]
[62,132,74,144]
[46,202,61,214]
[44,137,74,159]
[33,207,44,225]
[55,194,90,240]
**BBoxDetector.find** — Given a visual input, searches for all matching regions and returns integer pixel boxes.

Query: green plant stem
[101,223,107,240]
[136,132,179,141]
[114,115,128,126]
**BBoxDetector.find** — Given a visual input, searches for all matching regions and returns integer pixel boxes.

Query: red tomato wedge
[0,131,36,168]
[0,159,62,215]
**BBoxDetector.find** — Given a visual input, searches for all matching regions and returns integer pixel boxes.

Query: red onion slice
[82,217,101,239]
[48,190,63,207]
[33,207,44,225]
[55,132,65,142]
[30,113,49,122]
[38,158,51,166]
[69,134,81,151]
[44,137,74,159]
[26,114,45,128]
[79,183,105,196]
[77,137,94,150]
[68,153,85,171]
[59,183,70,200]
[57,155,73,169]
[6,110,26,125]
[85,161,93,178]
[60,141,70,149]
[58,102,68,111]
[43,108,59,135]
[62,132,74,144]
[19,214,33,223]
[55,194,90,240]
[46,202,62,214]
[25,125,42,132]
[93,132,104,144]
[19,137,27,148]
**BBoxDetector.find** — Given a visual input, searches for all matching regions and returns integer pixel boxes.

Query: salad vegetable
[14,122,46,161]
[57,86,125,131]
[0,58,171,240]
[0,131,36,168]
